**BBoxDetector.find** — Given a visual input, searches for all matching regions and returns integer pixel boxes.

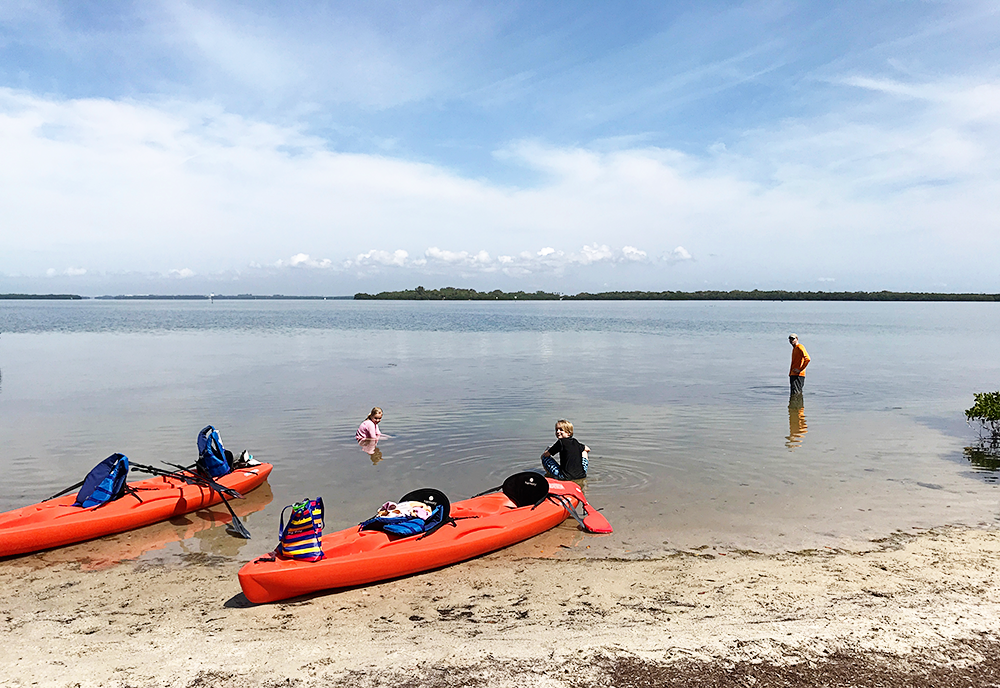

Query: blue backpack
[197,425,231,478]
[74,453,131,508]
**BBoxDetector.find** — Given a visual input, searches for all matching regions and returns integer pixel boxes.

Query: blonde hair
[555,419,574,437]
[367,407,383,420]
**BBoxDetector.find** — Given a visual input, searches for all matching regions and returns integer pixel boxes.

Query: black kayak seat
[399,487,450,521]
[501,472,549,508]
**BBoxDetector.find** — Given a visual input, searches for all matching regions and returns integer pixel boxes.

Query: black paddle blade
[226,515,252,539]
[151,462,251,538]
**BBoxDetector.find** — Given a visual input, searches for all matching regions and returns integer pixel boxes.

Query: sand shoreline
[1,525,999,687]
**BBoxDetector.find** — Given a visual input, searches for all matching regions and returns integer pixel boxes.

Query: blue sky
[1,1,998,295]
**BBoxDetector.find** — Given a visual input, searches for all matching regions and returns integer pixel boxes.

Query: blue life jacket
[74,453,130,508]
[197,425,231,478]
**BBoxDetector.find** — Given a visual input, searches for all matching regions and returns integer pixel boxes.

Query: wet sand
[2,524,1000,687]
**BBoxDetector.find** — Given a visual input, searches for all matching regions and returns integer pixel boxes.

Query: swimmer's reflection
[786,394,807,450]
[358,439,383,465]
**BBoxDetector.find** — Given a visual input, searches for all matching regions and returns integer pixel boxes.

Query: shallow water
[1,299,998,564]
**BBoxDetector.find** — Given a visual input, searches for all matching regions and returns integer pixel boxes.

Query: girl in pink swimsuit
[356,407,383,441]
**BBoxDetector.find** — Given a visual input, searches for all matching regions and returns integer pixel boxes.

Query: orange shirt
[790,343,810,377]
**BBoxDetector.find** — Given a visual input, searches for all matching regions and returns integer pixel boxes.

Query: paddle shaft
[132,462,251,539]
[162,462,251,539]
[45,479,87,502]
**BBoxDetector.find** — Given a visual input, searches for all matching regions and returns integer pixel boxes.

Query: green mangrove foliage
[965,392,1000,469]
[966,392,1000,440]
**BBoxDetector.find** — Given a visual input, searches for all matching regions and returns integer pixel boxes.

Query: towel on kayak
[359,501,444,536]
[375,500,434,520]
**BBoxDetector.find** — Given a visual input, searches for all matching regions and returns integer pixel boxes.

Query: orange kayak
[38,482,275,570]
[0,463,273,558]
[239,478,598,604]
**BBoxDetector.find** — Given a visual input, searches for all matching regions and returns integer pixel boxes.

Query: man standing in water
[788,333,810,396]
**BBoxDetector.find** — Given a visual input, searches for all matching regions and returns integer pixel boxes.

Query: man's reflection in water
[358,439,383,465]
[786,394,808,450]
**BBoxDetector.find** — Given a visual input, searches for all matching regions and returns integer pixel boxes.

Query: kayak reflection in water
[786,395,808,450]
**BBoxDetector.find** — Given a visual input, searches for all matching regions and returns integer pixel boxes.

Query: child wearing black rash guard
[540,419,590,480]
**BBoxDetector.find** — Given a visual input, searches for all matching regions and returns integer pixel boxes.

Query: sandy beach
[2,523,1000,687]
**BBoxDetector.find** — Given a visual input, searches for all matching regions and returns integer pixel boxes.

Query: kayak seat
[501,472,550,508]
[399,488,450,523]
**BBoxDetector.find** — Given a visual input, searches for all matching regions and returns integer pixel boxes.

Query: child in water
[540,419,590,480]
[356,407,383,442]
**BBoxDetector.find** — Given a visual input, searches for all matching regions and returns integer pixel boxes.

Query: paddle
[545,482,613,534]
[162,462,251,539]
[162,462,244,500]
[131,462,251,539]
[46,470,143,505]
[45,479,87,502]
[473,473,613,534]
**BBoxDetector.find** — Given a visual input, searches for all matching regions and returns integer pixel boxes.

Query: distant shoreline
[3,289,999,302]
[0,294,84,300]
[354,287,1000,301]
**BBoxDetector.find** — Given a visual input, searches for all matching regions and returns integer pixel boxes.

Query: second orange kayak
[239,478,600,604]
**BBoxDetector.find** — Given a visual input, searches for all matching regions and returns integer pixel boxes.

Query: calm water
[1,299,998,565]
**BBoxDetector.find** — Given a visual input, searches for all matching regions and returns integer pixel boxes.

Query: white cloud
[353,249,409,267]
[665,246,692,262]
[169,268,195,278]
[276,253,333,269]
[622,246,647,261]
[3,66,1000,292]
[423,248,493,266]
[578,244,614,265]
[45,267,87,277]
[425,247,468,264]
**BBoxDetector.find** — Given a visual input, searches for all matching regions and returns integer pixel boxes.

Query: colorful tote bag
[276,498,325,561]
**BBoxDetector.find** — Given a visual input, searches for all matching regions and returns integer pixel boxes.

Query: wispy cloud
[275,253,333,269]
[46,267,87,277]
[327,243,672,280]
[2,56,999,292]
[352,250,409,268]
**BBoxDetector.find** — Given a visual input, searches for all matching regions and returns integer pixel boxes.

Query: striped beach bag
[276,498,325,561]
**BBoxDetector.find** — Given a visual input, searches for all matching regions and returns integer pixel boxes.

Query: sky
[1,0,999,296]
